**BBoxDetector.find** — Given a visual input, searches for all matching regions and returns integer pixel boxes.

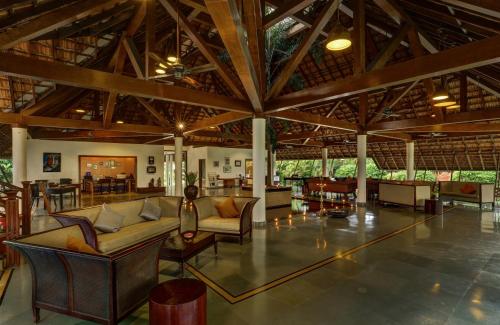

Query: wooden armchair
[192,196,259,244]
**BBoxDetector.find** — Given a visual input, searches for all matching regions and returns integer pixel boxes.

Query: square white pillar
[174,136,183,197]
[321,147,328,177]
[252,118,266,224]
[12,127,27,187]
[357,134,367,206]
[406,141,415,181]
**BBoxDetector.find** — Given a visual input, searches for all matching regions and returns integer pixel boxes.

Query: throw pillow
[140,199,162,221]
[66,235,99,254]
[460,184,476,195]
[94,204,125,233]
[215,197,240,218]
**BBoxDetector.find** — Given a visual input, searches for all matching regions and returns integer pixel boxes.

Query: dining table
[46,184,81,210]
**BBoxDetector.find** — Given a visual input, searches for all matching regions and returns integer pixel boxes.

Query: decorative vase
[184,185,198,201]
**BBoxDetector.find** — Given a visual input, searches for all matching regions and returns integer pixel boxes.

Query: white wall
[27,139,164,187]
[185,146,253,187]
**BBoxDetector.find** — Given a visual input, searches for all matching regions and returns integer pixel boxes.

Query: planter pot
[184,185,198,201]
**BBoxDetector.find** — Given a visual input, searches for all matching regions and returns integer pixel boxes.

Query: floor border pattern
[0,268,14,306]
[187,208,455,304]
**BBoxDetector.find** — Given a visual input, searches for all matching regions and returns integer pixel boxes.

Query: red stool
[149,279,207,325]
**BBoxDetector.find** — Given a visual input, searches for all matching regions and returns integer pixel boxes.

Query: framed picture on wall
[223,165,232,173]
[43,153,61,172]
[147,166,156,174]
[224,157,230,165]
[235,160,241,167]
[148,156,155,165]
[213,161,219,167]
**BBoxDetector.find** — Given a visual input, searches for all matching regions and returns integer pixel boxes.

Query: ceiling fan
[418,132,447,138]
[374,107,401,119]
[150,1,202,89]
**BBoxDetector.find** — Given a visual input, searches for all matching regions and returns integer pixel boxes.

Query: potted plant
[184,171,199,201]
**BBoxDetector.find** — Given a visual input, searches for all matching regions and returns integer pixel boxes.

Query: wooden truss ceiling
[0,0,498,170]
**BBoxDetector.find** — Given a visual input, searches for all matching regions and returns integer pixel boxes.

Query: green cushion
[94,204,125,233]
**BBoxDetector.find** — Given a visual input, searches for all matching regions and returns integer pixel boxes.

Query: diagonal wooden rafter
[204,0,262,112]
[0,0,125,50]
[270,110,358,132]
[438,0,500,19]
[263,0,315,29]
[184,111,251,134]
[266,34,500,112]
[367,23,411,71]
[266,0,340,100]
[135,97,170,128]
[158,0,244,99]
[0,51,252,112]
[121,37,145,79]
[104,2,147,128]
[368,109,500,132]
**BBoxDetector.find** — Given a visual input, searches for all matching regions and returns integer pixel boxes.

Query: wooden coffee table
[159,231,217,276]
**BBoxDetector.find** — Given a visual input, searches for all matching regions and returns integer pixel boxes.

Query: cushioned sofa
[6,196,183,324]
[52,196,182,253]
[6,224,165,325]
[439,181,494,208]
[192,196,258,244]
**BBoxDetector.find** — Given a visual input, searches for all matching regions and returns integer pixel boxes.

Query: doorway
[198,159,206,188]
[164,151,187,195]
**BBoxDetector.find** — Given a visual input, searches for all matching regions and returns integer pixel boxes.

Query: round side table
[149,278,207,325]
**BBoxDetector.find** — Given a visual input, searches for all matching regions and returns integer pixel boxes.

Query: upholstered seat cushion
[198,216,240,234]
[97,217,180,253]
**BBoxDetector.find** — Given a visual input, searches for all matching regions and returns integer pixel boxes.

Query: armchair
[192,196,259,245]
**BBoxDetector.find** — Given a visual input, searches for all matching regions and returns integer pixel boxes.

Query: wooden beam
[35,130,167,140]
[438,0,500,19]
[263,0,315,29]
[205,0,262,111]
[145,0,156,80]
[400,123,500,133]
[159,0,244,99]
[278,130,353,142]
[135,97,170,128]
[270,110,358,132]
[266,0,340,100]
[122,37,145,79]
[189,130,251,142]
[368,109,500,132]
[368,132,412,141]
[21,87,83,116]
[367,23,410,71]
[266,35,500,112]
[243,0,266,101]
[184,111,251,134]
[0,52,253,113]
[352,0,366,75]
[0,0,124,49]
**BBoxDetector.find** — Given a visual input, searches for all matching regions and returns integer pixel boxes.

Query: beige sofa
[439,181,494,208]
[53,196,183,254]
[192,196,258,244]
[379,181,431,208]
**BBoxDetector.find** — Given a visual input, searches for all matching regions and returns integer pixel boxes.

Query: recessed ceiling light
[434,100,456,107]
[432,88,449,101]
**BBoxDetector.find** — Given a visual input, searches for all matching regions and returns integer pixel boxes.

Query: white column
[357,134,367,206]
[321,147,328,177]
[252,118,266,224]
[174,136,183,196]
[12,126,27,187]
[406,141,415,181]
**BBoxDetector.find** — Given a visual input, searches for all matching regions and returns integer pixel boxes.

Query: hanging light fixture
[434,99,456,107]
[432,87,449,101]
[326,2,351,51]
[155,67,166,75]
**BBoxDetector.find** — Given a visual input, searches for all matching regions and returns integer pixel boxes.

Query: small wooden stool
[149,279,207,325]
[425,199,443,215]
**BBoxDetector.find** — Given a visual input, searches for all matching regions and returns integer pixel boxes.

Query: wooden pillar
[21,181,31,235]
[5,190,20,267]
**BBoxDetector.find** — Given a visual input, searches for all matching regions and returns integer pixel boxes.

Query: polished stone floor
[2,192,500,324]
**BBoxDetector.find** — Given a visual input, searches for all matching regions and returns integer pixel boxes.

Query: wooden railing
[0,181,31,268]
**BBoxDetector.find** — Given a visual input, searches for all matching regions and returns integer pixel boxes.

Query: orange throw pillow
[215,197,240,218]
[66,235,99,254]
[460,184,476,195]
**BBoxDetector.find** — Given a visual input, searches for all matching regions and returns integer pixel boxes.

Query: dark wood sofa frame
[6,225,167,325]
[192,196,259,245]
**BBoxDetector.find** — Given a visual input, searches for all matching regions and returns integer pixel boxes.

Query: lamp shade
[432,88,449,101]
[326,24,352,51]
[433,99,456,107]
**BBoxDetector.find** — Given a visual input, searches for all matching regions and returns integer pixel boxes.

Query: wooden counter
[241,186,292,209]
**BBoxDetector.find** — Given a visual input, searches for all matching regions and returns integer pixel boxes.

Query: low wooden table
[159,231,216,276]
[149,279,207,325]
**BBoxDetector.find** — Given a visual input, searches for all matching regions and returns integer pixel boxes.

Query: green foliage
[185,171,198,186]
[0,159,12,183]
[287,73,305,91]
[309,41,325,65]
[452,171,496,183]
